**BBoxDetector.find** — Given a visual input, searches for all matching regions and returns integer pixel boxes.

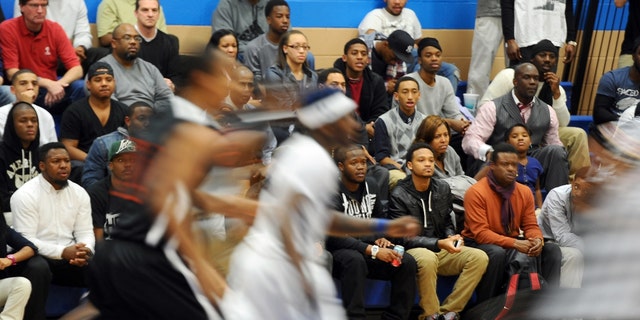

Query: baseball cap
[109,139,136,161]
[387,30,415,63]
[87,62,114,80]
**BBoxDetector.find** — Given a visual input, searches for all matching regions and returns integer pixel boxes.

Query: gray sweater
[476,0,501,18]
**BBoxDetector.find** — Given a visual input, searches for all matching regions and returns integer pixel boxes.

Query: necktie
[517,103,527,122]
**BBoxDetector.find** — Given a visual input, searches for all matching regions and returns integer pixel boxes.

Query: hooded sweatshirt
[0,104,40,212]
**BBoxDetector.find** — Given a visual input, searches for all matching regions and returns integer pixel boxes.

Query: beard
[52,178,69,188]
[124,52,138,61]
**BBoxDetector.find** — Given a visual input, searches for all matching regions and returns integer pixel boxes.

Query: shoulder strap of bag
[495,272,543,320]
[495,273,520,320]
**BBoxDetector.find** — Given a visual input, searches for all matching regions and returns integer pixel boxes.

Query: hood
[3,104,40,154]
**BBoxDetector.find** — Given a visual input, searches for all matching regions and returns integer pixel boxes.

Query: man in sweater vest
[373,76,426,188]
[479,39,590,176]
[462,62,569,192]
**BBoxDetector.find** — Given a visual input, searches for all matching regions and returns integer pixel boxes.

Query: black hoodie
[333,58,389,123]
[0,103,40,212]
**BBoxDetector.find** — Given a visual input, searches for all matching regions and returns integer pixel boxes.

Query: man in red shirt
[0,0,85,114]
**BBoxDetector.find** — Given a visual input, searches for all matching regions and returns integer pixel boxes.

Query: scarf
[487,170,516,234]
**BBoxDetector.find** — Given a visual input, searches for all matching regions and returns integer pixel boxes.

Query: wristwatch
[371,245,379,259]
[6,254,16,266]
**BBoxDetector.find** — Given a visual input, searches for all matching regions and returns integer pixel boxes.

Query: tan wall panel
[167,25,211,55]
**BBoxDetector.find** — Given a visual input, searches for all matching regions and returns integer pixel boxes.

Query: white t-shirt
[514,0,567,47]
[358,8,422,39]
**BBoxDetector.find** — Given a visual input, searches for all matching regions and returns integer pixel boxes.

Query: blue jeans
[0,85,15,106]
[35,79,86,114]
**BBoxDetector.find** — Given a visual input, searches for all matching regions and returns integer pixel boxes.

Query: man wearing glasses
[97,23,173,113]
[0,0,86,114]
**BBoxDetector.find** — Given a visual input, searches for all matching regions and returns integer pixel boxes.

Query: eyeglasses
[286,44,311,51]
[113,35,143,43]
[26,3,48,9]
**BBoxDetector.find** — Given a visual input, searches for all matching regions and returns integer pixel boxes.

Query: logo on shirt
[6,159,38,189]
[342,193,377,219]
[44,46,51,56]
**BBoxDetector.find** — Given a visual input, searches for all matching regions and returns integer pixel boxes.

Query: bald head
[111,23,141,64]
[514,62,537,77]
[229,65,255,107]
[513,63,539,103]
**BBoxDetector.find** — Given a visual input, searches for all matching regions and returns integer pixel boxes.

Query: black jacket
[389,176,456,251]
[333,58,389,123]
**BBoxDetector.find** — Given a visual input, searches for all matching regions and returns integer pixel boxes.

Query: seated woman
[0,209,36,320]
[265,30,318,144]
[0,102,40,213]
[207,29,239,60]
[414,115,476,232]
[415,115,467,180]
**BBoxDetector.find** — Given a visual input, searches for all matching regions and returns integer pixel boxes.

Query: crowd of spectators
[0,0,634,318]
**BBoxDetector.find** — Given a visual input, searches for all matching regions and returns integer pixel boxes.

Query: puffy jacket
[389,176,456,251]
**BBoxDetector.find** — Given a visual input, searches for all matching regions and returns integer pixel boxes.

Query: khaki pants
[0,277,31,320]
[407,247,488,318]
[559,126,590,175]
[559,246,583,288]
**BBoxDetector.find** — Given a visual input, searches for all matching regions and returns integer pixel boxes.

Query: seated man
[374,76,425,187]
[60,62,127,164]
[223,65,276,167]
[537,166,594,288]
[244,0,290,83]
[408,37,471,169]
[11,143,94,311]
[593,37,640,125]
[0,102,40,214]
[333,38,389,144]
[96,0,167,47]
[327,145,417,320]
[358,0,460,89]
[480,39,590,175]
[0,0,85,114]
[88,139,137,241]
[134,0,179,91]
[462,143,562,303]
[463,62,569,192]
[369,30,415,104]
[0,69,57,145]
[82,101,153,188]
[98,23,173,112]
[390,143,488,320]
[12,0,108,72]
